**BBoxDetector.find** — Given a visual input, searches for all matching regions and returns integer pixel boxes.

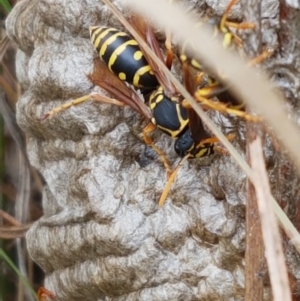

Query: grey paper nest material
[5,0,282,300]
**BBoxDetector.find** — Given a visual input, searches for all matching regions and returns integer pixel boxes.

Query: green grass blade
[0,248,39,301]
[0,114,6,301]
[0,0,12,12]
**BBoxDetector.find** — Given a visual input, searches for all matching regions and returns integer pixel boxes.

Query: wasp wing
[183,63,211,145]
[88,58,152,120]
[129,14,177,97]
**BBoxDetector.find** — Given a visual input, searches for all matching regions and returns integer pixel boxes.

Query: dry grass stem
[249,137,291,301]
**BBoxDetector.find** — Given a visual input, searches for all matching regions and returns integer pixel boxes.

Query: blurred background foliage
[1,1,44,300]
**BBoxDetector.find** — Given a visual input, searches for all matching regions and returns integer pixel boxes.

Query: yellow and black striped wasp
[42,0,233,206]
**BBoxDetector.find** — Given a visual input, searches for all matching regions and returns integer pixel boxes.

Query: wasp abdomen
[89,26,158,89]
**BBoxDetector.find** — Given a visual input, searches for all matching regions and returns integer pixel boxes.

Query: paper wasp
[88,18,220,205]
[42,0,240,206]
[179,0,272,121]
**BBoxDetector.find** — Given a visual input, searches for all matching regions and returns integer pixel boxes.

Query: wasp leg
[225,21,256,30]
[90,93,126,106]
[195,82,226,99]
[219,0,255,47]
[143,123,173,177]
[197,133,235,155]
[196,94,261,122]
[214,145,230,155]
[165,24,173,70]
[40,93,126,120]
[225,22,255,48]
[248,48,274,67]
[159,154,190,207]
[181,83,261,122]
[165,0,174,69]
[196,133,235,146]
[220,0,239,30]
[183,96,261,122]
[40,95,90,120]
[37,287,56,301]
